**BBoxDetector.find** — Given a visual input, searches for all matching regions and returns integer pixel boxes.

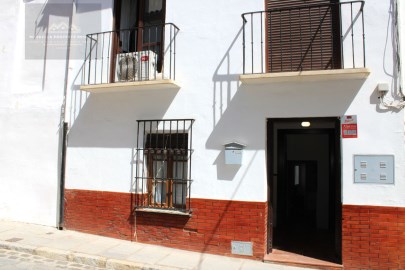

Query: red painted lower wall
[64,189,267,259]
[342,205,405,270]
[64,190,405,267]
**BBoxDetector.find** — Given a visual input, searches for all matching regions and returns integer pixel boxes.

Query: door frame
[266,117,341,261]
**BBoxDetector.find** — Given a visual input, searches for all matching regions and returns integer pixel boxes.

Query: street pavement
[0,220,309,270]
[0,249,104,270]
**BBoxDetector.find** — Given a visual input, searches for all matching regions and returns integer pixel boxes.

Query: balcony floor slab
[80,79,180,93]
[240,68,370,84]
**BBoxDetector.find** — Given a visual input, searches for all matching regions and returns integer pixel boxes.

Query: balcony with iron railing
[80,23,180,93]
[240,1,370,84]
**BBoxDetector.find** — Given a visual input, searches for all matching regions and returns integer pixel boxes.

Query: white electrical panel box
[231,241,253,256]
[354,155,394,184]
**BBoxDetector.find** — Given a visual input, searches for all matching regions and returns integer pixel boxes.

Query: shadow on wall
[213,151,241,181]
[208,25,368,153]
[207,17,368,188]
[208,22,368,153]
[26,0,109,90]
[67,88,179,206]
[212,27,244,130]
[27,0,113,125]
[26,0,73,91]
[207,79,366,150]
[210,26,244,180]
[68,89,179,148]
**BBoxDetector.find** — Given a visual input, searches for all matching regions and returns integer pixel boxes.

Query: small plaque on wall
[341,115,358,138]
[231,241,253,256]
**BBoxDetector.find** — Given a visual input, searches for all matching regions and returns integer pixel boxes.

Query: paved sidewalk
[0,220,309,270]
[0,248,105,270]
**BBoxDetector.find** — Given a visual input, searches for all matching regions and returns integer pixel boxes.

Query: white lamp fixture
[301,121,311,127]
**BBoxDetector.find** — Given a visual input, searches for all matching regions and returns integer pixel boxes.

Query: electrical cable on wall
[380,0,405,110]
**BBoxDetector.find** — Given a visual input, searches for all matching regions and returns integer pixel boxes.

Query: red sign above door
[341,115,358,138]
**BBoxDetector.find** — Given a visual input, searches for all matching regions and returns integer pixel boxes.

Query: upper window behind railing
[242,0,365,74]
[82,0,179,86]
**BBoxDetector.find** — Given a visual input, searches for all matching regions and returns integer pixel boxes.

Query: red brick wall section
[64,189,267,259]
[342,205,405,270]
[64,190,133,240]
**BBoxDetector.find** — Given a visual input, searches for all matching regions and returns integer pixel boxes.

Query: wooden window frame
[146,153,188,208]
[144,134,189,209]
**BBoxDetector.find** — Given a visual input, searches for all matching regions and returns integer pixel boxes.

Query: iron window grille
[135,119,194,213]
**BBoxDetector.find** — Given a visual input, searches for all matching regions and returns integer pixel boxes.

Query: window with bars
[135,119,194,212]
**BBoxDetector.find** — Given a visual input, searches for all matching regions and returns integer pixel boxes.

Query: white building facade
[1,0,404,268]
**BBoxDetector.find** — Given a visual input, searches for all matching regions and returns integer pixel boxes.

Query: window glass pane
[153,160,167,204]
[153,160,166,179]
[144,0,164,25]
[142,0,164,54]
[173,181,186,206]
[146,0,163,13]
[173,160,185,179]
[120,0,138,29]
[173,161,187,206]
[153,179,166,204]
[119,0,138,53]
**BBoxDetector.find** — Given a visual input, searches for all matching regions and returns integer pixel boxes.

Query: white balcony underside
[239,68,370,84]
[80,79,180,93]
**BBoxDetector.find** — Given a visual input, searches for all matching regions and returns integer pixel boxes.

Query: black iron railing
[135,119,194,213]
[82,23,179,85]
[242,1,365,74]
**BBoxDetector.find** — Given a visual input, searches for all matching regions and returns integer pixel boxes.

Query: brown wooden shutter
[266,0,341,73]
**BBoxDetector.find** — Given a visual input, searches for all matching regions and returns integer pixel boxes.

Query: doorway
[267,118,341,264]
[114,0,166,54]
[111,0,166,81]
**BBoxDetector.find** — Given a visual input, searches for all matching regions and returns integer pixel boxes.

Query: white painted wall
[341,0,405,207]
[0,0,64,226]
[65,0,405,207]
[0,0,113,226]
[66,0,267,203]
[1,0,404,227]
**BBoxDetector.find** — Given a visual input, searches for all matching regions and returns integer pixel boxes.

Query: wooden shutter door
[266,0,341,73]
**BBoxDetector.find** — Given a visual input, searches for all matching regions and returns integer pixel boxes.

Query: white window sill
[135,207,192,216]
